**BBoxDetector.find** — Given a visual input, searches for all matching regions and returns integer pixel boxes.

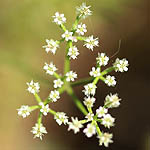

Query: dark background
[0,0,149,149]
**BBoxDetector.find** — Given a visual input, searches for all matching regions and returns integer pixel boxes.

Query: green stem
[94,121,102,136]
[53,72,61,79]
[34,93,42,103]
[64,41,72,74]
[76,36,86,41]
[29,105,39,111]
[60,24,67,32]
[101,67,115,76]
[72,15,80,34]
[37,112,42,126]
[49,108,56,115]
[66,85,88,115]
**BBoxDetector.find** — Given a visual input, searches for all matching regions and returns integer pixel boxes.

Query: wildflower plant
[17,3,129,147]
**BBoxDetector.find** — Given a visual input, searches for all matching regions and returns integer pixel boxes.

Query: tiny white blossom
[85,113,94,121]
[39,102,50,116]
[83,123,96,138]
[43,62,57,75]
[53,79,64,88]
[83,96,96,108]
[89,67,101,77]
[113,58,129,72]
[83,83,97,96]
[27,80,40,94]
[68,117,83,134]
[31,123,47,140]
[105,75,116,87]
[66,71,77,82]
[96,53,109,66]
[49,90,60,102]
[42,39,59,54]
[101,114,115,128]
[96,106,108,118]
[70,36,78,42]
[98,133,113,147]
[76,3,92,19]
[105,93,121,108]
[62,30,73,41]
[54,112,69,125]
[84,35,99,51]
[68,46,79,59]
[53,12,66,25]
[17,105,30,118]
[76,23,87,35]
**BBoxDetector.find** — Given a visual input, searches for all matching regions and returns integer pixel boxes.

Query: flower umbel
[83,123,96,138]
[49,90,60,102]
[53,12,66,25]
[43,62,57,75]
[39,102,50,116]
[105,75,116,87]
[66,71,77,82]
[96,53,109,66]
[17,105,30,118]
[54,112,69,125]
[68,46,79,59]
[27,80,40,94]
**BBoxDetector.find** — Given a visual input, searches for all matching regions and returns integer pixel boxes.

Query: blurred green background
[0,0,149,150]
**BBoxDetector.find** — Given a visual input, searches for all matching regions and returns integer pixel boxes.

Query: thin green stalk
[101,67,115,76]
[37,112,42,126]
[64,41,72,74]
[53,72,61,79]
[76,36,86,41]
[66,85,88,115]
[49,108,56,115]
[94,121,102,136]
[34,93,42,103]
[60,24,67,31]
[29,105,39,111]
[72,15,80,34]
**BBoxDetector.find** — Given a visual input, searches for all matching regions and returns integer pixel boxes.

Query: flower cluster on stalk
[17,2,129,147]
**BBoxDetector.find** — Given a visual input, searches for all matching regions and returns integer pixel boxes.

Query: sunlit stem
[49,108,56,115]
[34,93,42,103]
[72,15,80,34]
[60,24,67,32]
[29,105,39,111]
[37,112,42,126]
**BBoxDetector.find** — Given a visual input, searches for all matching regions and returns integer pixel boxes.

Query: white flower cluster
[17,3,129,147]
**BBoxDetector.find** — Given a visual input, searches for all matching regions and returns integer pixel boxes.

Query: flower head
[31,123,47,140]
[53,12,66,25]
[49,90,60,102]
[62,30,73,41]
[68,46,79,59]
[84,36,99,51]
[101,114,115,128]
[39,102,50,116]
[42,39,59,54]
[98,132,113,147]
[17,105,30,118]
[105,75,116,87]
[113,58,129,72]
[89,67,101,77]
[105,93,121,108]
[76,3,92,19]
[54,112,69,125]
[68,117,83,134]
[83,96,96,108]
[96,106,108,118]
[43,62,57,75]
[53,79,64,88]
[27,80,40,94]
[96,53,109,66]
[83,123,96,138]
[85,113,94,121]
[83,83,97,96]
[76,23,87,35]
[66,71,77,82]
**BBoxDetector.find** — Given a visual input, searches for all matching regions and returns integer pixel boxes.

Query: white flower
[83,123,96,138]
[89,67,101,77]
[76,3,92,19]
[53,12,66,25]
[98,133,113,147]
[83,96,96,108]
[68,117,83,134]
[113,58,129,72]
[49,90,60,102]
[62,30,73,41]
[39,102,50,116]
[43,62,57,75]
[85,113,94,121]
[84,35,99,51]
[83,83,97,96]
[70,36,78,42]
[54,112,69,125]
[17,105,30,118]
[68,46,79,59]
[27,80,40,94]
[101,114,115,128]
[31,123,47,140]
[76,23,87,35]
[105,93,121,108]
[53,79,64,88]
[96,53,109,66]
[105,75,116,87]
[66,71,77,82]
[96,106,108,118]
[42,39,59,54]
